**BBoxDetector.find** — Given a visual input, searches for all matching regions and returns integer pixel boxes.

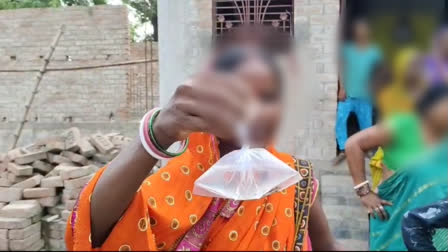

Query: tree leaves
[0,0,106,9]
[0,0,61,9]
[123,0,158,41]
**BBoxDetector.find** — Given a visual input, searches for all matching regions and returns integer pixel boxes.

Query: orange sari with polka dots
[65,133,316,251]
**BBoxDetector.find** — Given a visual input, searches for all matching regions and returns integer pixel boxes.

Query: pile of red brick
[0,128,132,251]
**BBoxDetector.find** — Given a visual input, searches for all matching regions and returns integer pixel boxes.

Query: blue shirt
[342,43,382,100]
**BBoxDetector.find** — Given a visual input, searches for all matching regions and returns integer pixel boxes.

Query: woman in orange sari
[65,40,339,251]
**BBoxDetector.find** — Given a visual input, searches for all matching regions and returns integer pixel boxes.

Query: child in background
[334,18,383,164]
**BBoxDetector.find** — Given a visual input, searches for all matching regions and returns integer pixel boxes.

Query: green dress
[370,139,448,251]
[382,113,424,171]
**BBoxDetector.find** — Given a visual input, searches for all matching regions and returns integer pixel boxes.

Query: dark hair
[417,84,448,115]
[369,61,392,97]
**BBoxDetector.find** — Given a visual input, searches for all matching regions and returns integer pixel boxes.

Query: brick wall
[129,41,160,116]
[293,0,339,160]
[0,6,144,152]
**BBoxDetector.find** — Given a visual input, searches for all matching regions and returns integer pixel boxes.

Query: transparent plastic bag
[193,145,301,200]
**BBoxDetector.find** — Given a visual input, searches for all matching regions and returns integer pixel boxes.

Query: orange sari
[65,133,317,251]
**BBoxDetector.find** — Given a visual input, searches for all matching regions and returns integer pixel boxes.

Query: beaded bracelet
[139,107,189,160]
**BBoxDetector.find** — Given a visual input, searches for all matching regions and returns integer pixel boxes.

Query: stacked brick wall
[0,6,140,152]
[129,41,160,116]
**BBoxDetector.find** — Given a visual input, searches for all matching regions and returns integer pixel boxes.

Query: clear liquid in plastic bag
[193,146,301,200]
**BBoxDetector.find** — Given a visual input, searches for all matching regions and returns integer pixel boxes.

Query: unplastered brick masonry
[0,6,160,153]
[0,127,134,251]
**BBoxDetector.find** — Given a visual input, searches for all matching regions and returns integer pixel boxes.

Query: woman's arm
[345,125,393,220]
[90,129,175,247]
[345,125,391,186]
[90,73,250,247]
[308,196,341,251]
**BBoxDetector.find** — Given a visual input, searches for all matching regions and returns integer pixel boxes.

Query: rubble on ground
[0,128,132,251]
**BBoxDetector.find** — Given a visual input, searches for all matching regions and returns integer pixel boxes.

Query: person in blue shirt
[335,19,383,163]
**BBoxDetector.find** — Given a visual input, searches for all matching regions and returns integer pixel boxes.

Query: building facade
[158,1,368,249]
[0,6,159,152]
[158,0,339,161]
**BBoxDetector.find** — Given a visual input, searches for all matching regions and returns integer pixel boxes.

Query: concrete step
[338,239,368,251]
[313,159,372,177]
[319,173,369,249]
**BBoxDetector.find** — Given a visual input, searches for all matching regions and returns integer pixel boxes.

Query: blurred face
[353,21,370,43]
[371,65,393,99]
[437,31,448,57]
[235,55,282,147]
[425,97,448,132]
[404,57,427,101]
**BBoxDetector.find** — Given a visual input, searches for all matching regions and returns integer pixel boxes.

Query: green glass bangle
[148,109,189,157]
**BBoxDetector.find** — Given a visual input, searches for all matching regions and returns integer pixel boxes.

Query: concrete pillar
[157,0,213,106]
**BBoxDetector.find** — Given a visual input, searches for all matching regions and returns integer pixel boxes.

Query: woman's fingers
[369,207,376,219]
[377,205,388,221]
[372,206,382,220]
[167,71,257,140]
[177,98,238,139]
[190,82,245,120]
[381,200,393,206]
[183,115,209,133]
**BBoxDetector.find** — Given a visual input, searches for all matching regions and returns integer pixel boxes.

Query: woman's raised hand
[153,72,252,147]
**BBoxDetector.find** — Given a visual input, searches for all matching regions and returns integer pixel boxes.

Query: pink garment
[175,179,318,251]
[175,199,241,251]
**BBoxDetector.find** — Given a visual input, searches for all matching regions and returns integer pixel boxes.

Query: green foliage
[0,0,107,9]
[123,0,156,23]
[123,0,158,41]
[62,0,107,6]
[129,23,138,43]
[0,0,61,9]
[62,0,89,5]
[62,0,88,5]
[92,0,106,5]
[62,0,106,6]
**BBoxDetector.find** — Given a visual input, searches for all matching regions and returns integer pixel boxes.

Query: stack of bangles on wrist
[354,180,371,197]
[139,107,189,160]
